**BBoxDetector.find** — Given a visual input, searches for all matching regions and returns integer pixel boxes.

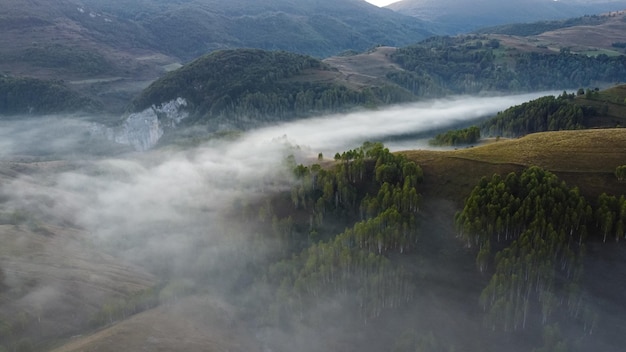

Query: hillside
[50,296,260,352]
[477,86,626,139]
[0,0,433,113]
[0,163,158,350]
[404,129,626,203]
[40,128,626,352]
[477,11,626,56]
[387,35,626,96]
[4,1,626,116]
[131,48,414,131]
[388,0,626,34]
[129,43,626,139]
[0,76,102,115]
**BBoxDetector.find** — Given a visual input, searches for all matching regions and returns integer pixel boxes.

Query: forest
[475,15,608,36]
[479,85,626,138]
[0,76,101,115]
[481,93,590,137]
[248,142,424,326]
[456,168,592,335]
[230,143,624,351]
[430,126,481,146]
[390,36,626,95]
[132,49,413,127]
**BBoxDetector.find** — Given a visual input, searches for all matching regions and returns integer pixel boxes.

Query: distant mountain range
[0,0,432,63]
[388,0,626,34]
[0,0,434,112]
[2,0,626,116]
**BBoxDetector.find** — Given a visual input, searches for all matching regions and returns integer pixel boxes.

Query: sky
[364,0,399,7]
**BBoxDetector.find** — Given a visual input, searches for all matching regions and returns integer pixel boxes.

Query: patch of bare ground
[492,11,626,56]
[322,46,404,90]
[535,11,626,52]
[51,295,261,352]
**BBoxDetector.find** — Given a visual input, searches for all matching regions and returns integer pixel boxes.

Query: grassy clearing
[402,129,626,203]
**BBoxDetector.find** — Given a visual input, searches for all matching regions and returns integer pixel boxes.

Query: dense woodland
[456,168,593,335]
[244,137,626,350]
[132,49,414,127]
[474,15,608,36]
[430,125,481,146]
[390,36,626,96]
[479,85,626,138]
[234,142,624,350]
[130,37,626,127]
[481,93,591,137]
[238,143,425,326]
[0,76,101,115]
[595,193,626,243]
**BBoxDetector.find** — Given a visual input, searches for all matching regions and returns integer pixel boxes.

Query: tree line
[456,167,593,332]
[0,76,101,115]
[133,49,414,127]
[261,142,424,324]
[390,35,626,96]
[481,93,592,137]
[430,126,480,146]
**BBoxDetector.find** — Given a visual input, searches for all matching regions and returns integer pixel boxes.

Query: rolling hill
[128,39,626,137]
[35,128,626,352]
[3,2,626,116]
[0,0,433,114]
[4,2,626,352]
[388,0,626,34]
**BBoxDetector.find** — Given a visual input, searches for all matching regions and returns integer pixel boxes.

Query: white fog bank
[240,91,561,156]
[1,92,561,274]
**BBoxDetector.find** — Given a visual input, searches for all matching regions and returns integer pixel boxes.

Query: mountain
[476,10,626,54]
[387,0,626,34]
[130,48,415,134]
[75,0,434,60]
[130,37,626,140]
[0,0,433,114]
[42,128,626,352]
[5,19,626,122]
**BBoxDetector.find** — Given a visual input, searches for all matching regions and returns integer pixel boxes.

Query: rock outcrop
[90,98,188,151]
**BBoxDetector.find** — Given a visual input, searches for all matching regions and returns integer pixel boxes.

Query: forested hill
[77,0,434,60]
[482,86,626,137]
[0,76,102,115]
[0,0,433,113]
[474,14,611,37]
[474,11,626,55]
[387,0,626,34]
[131,40,626,131]
[388,35,626,97]
[130,49,413,129]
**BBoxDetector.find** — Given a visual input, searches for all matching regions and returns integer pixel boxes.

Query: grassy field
[402,128,626,204]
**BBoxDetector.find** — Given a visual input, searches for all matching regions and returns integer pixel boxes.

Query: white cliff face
[114,111,164,152]
[90,98,189,151]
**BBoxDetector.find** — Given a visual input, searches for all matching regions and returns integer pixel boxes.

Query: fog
[2,91,603,352]
[243,92,561,155]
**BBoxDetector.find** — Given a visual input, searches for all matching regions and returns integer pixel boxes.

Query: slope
[0,158,158,351]
[403,128,626,203]
[388,0,626,34]
[130,48,414,132]
[56,128,626,352]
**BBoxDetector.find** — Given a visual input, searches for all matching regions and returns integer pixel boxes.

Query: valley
[2,1,626,351]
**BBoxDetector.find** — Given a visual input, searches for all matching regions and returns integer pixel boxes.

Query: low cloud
[0,92,566,350]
